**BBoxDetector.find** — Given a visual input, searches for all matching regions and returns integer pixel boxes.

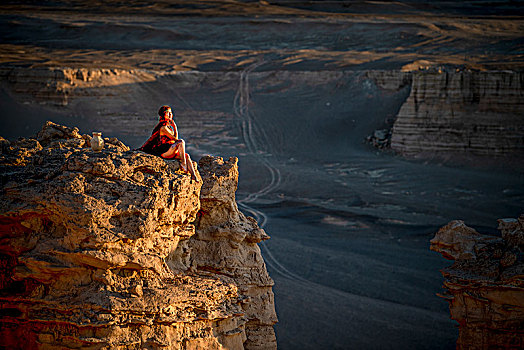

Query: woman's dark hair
[158,105,171,116]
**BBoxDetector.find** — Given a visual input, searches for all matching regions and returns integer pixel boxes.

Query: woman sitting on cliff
[140,105,198,181]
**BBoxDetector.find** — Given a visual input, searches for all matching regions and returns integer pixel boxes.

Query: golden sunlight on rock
[0,122,276,349]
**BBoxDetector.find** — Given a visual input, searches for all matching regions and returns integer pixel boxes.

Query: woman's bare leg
[185,153,198,181]
[161,143,179,159]
[175,140,187,170]
[162,140,186,166]
[161,140,198,181]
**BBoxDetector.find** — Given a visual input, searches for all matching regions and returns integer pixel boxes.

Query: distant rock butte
[431,216,524,349]
[390,70,524,158]
[0,122,277,349]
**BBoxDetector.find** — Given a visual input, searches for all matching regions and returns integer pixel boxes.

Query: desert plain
[1,1,523,349]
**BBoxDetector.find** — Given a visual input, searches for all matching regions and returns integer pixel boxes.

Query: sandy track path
[232,62,314,284]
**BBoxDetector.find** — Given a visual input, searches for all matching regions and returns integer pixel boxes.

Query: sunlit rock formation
[431,216,524,349]
[391,70,524,158]
[172,156,277,349]
[0,122,277,349]
[0,67,155,106]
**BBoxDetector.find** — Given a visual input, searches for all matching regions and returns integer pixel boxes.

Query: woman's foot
[179,162,188,172]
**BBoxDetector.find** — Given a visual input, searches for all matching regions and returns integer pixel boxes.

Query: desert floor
[1,1,523,349]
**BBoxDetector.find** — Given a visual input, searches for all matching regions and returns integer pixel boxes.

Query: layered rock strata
[391,71,524,158]
[0,66,155,106]
[5,66,522,161]
[431,216,524,349]
[0,122,277,349]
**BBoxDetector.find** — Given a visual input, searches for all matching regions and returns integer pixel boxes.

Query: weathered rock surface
[431,216,524,349]
[391,71,524,158]
[181,156,276,350]
[0,67,155,106]
[365,70,413,92]
[0,122,277,349]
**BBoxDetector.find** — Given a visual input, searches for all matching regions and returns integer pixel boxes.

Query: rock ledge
[0,122,277,349]
[431,216,524,349]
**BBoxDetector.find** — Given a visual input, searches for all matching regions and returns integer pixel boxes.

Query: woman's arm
[159,123,178,139]
[172,122,179,139]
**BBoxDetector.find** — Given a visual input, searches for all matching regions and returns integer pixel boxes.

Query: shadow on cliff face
[2,68,523,349]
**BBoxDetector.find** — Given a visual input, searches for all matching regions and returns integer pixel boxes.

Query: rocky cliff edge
[0,121,277,349]
[431,216,524,349]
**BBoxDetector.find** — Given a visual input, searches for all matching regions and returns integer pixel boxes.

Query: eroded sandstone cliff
[0,67,156,106]
[431,216,524,349]
[391,70,524,158]
[0,122,277,349]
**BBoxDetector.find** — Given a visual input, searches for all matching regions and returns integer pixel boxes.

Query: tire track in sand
[233,62,311,284]
[230,65,458,318]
